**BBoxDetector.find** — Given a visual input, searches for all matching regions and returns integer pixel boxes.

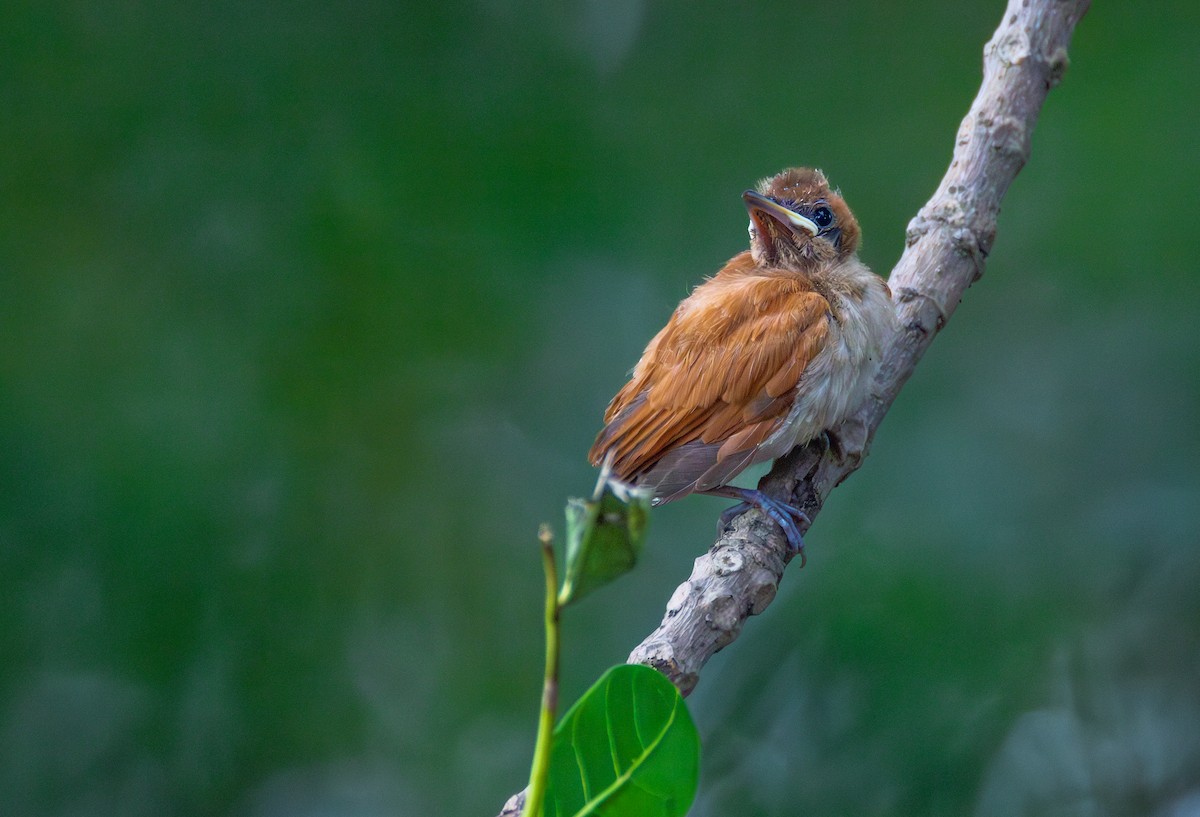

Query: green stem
[521,525,561,817]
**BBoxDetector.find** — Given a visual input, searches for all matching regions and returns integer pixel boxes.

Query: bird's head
[743,167,860,268]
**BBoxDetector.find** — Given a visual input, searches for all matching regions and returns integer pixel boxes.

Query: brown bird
[589,168,894,553]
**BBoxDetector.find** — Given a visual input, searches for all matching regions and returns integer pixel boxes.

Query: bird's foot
[717,501,752,530]
[703,486,810,564]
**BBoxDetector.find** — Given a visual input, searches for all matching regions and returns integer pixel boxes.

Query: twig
[499,0,1089,812]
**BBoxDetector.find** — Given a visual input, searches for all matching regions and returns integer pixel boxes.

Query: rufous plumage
[590,167,894,552]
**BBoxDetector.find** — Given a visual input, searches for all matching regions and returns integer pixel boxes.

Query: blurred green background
[3,1,1198,815]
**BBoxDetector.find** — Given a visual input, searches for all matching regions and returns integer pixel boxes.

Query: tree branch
[628,0,1090,695]
[500,0,1089,812]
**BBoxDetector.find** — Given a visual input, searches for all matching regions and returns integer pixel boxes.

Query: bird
[589,167,894,554]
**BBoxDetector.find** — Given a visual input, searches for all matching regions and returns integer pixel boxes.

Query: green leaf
[558,484,651,606]
[543,664,699,817]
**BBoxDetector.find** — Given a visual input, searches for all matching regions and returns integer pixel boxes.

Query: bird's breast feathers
[764,258,894,458]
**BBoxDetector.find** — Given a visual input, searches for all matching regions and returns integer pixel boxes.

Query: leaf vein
[569,696,679,817]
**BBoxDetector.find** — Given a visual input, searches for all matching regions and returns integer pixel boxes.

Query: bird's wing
[589,271,831,499]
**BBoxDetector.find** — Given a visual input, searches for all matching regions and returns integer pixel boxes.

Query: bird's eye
[812,206,834,228]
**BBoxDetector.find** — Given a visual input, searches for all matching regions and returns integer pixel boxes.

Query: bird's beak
[742,190,818,236]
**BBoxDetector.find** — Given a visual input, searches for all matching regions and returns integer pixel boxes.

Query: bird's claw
[708,487,810,565]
